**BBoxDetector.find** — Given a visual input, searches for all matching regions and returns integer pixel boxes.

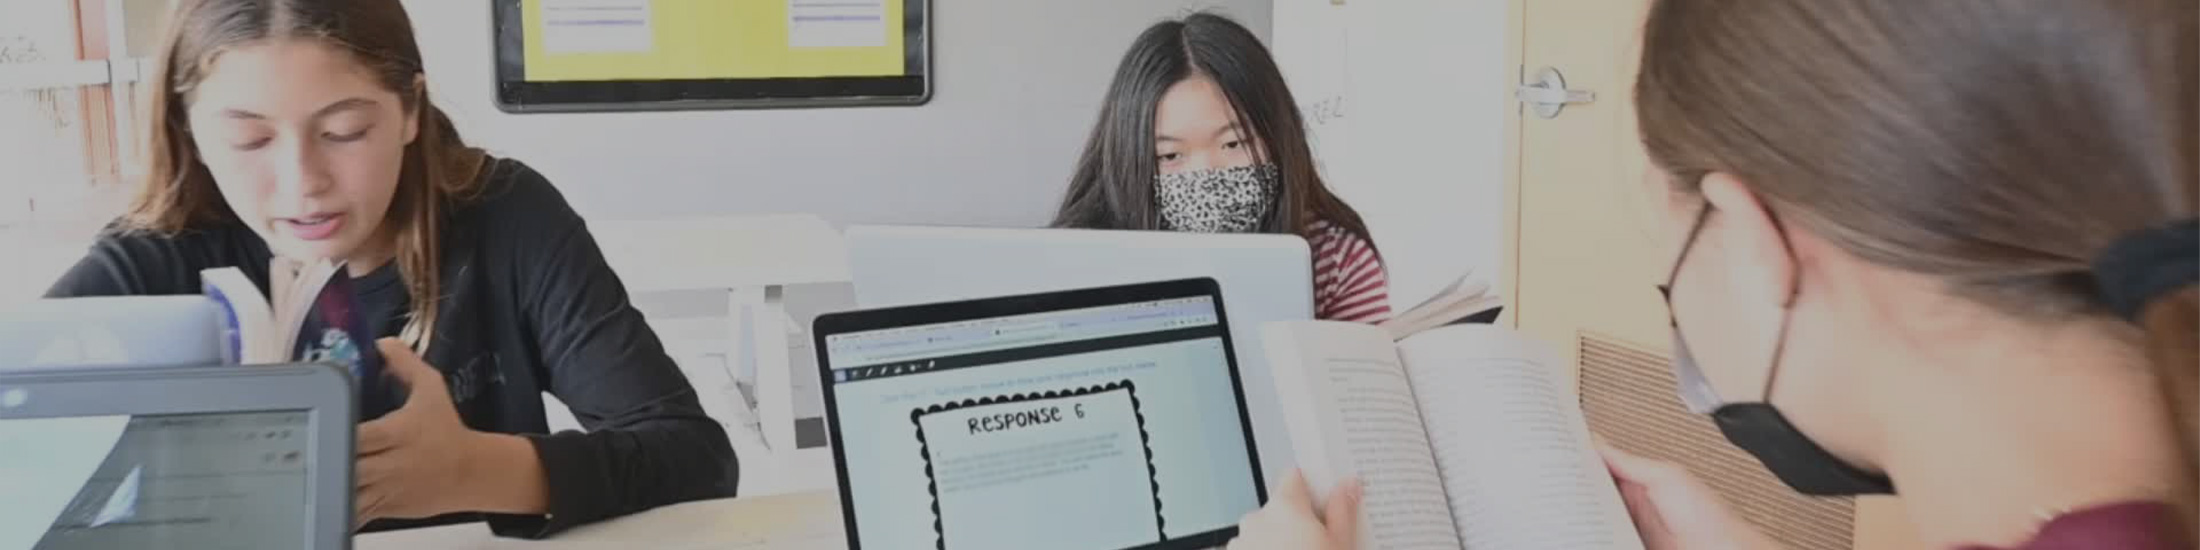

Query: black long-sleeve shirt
[45,158,737,538]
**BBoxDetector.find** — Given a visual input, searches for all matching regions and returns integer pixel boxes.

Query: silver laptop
[844,225,1313,480]
[0,363,354,550]
[0,296,227,371]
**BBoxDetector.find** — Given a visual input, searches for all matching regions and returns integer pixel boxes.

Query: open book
[202,259,393,419]
[1379,271,1505,341]
[1264,321,1643,550]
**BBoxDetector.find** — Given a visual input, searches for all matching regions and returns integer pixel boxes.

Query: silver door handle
[1517,67,1595,119]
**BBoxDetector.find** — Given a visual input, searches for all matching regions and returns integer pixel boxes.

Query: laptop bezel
[813,277,1268,550]
[0,363,354,549]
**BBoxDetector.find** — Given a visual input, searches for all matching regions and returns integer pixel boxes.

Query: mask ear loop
[1664,205,1712,287]
[1663,205,1719,411]
[1756,307,1795,403]
[1754,210,1804,404]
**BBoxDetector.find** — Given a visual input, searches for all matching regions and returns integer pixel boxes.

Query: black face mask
[1661,207,1895,497]
[1710,405,1894,496]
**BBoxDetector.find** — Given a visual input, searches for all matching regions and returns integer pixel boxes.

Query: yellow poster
[521,0,907,82]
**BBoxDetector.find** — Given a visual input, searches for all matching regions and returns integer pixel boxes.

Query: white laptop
[0,296,227,372]
[844,225,1313,480]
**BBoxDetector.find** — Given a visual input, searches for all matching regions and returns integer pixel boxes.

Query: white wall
[1272,0,1512,309]
[400,0,1272,228]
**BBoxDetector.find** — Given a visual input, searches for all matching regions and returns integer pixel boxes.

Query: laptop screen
[2,410,312,550]
[823,294,1263,550]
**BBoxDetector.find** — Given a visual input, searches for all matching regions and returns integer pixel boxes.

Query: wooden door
[1506,1,1919,548]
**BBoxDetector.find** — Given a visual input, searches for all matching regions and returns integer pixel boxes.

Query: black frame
[813,278,1269,550]
[490,0,932,113]
[0,363,355,550]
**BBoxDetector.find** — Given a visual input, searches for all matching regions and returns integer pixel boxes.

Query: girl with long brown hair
[1230,0,2196,548]
[46,0,734,536]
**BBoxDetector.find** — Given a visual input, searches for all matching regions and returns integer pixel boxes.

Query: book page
[276,260,343,352]
[1262,321,1462,550]
[269,258,297,322]
[1398,325,1643,550]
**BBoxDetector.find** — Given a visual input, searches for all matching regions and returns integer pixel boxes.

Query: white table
[354,491,846,550]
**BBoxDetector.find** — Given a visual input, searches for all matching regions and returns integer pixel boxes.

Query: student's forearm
[460,432,551,515]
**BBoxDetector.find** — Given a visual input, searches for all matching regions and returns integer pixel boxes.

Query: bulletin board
[491,0,931,112]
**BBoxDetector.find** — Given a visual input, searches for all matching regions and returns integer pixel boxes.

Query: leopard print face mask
[1155,164,1281,233]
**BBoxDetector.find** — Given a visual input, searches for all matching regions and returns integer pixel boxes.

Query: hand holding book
[1225,470,1363,550]
[1599,442,1778,550]
[1259,322,1646,549]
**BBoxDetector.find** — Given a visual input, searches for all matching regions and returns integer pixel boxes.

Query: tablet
[491,0,933,112]
[816,279,1265,550]
[0,363,354,550]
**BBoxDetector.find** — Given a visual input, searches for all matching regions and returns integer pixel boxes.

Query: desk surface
[355,491,846,550]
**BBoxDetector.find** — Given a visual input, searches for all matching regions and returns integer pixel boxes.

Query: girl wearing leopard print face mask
[1052,12,1390,324]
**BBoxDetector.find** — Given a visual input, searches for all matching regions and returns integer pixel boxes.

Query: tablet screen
[1,411,312,550]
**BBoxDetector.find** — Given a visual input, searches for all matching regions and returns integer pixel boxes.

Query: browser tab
[826,297,1220,368]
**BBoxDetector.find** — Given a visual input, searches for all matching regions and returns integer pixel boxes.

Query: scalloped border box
[909,381,1161,550]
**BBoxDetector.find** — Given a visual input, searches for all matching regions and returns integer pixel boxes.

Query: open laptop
[816,278,1265,550]
[0,363,354,550]
[0,296,227,371]
[844,225,1313,480]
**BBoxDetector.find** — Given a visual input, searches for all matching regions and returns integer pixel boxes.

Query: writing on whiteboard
[542,0,654,54]
[1304,96,1348,127]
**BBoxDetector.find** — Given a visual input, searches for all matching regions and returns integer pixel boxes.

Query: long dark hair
[1637,0,2197,529]
[129,0,486,352]
[1052,12,1373,243]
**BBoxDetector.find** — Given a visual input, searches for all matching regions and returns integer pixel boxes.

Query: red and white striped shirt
[1306,220,1391,324]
